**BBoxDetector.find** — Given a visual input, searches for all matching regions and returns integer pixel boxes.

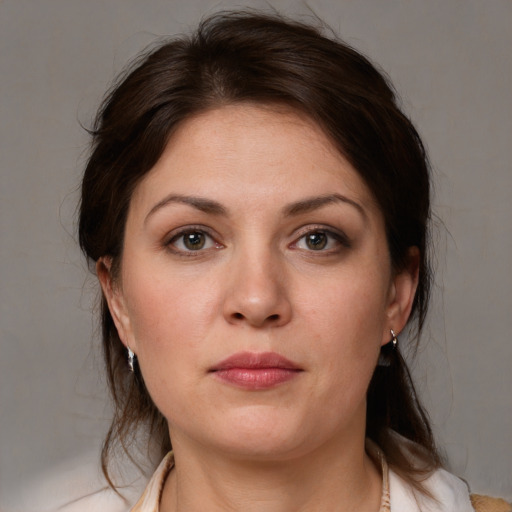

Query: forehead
[129,104,380,216]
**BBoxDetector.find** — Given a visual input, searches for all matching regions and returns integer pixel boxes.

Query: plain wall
[1,0,511,508]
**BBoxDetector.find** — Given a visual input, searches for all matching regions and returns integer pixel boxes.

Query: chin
[200,406,313,461]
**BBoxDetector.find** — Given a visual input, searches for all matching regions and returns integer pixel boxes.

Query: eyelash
[164,226,351,256]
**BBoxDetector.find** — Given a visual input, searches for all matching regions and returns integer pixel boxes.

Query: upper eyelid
[292,224,349,239]
[166,225,217,241]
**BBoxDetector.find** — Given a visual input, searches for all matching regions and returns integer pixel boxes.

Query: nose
[222,247,292,328]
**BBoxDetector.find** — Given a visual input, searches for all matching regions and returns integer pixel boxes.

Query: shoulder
[470,494,512,512]
[10,451,144,512]
[382,432,473,512]
[55,489,130,512]
[389,463,511,512]
[389,465,474,512]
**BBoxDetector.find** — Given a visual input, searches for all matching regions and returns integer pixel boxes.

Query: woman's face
[100,105,417,460]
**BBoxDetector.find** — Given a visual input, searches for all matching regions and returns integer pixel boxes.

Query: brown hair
[79,11,442,494]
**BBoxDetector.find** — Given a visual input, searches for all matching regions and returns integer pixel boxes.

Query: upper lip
[210,351,302,371]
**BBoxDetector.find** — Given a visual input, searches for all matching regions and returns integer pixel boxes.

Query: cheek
[122,272,220,423]
[121,261,222,371]
[300,271,388,385]
[302,268,389,341]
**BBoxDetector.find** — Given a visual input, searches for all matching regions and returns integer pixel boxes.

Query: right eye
[168,229,218,253]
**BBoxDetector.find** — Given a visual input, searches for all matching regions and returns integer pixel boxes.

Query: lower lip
[212,368,301,390]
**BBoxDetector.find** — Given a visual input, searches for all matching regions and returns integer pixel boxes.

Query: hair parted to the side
[79,10,442,494]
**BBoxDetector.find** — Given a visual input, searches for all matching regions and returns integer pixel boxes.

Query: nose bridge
[224,235,291,327]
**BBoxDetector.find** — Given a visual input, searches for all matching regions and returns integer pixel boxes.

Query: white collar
[131,445,474,512]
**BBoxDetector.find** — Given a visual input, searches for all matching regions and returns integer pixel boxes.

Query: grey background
[1,0,511,508]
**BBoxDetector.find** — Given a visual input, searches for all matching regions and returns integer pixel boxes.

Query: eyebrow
[145,194,228,224]
[283,193,366,218]
[145,192,365,224]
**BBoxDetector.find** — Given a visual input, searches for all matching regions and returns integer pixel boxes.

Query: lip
[210,351,303,390]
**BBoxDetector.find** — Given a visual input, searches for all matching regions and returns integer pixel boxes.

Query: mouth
[209,351,303,390]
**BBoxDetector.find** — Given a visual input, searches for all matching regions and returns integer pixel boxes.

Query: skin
[98,104,419,511]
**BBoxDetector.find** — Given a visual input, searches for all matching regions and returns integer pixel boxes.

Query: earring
[390,329,398,349]
[127,347,135,372]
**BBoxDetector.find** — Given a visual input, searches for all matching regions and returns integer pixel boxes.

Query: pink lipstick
[210,352,302,390]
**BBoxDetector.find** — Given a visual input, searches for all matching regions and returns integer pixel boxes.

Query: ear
[96,257,137,352]
[382,247,420,345]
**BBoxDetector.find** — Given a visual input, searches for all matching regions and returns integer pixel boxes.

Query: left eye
[169,230,216,252]
[295,230,343,251]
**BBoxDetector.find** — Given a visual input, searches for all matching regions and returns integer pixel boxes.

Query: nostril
[231,312,280,323]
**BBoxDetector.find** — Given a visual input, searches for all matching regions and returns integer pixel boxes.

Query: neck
[160,432,382,512]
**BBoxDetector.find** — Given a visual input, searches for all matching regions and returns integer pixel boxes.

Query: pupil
[306,233,327,250]
[184,232,205,250]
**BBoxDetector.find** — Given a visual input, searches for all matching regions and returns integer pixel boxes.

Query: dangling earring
[390,329,398,349]
[378,330,398,367]
[127,347,135,372]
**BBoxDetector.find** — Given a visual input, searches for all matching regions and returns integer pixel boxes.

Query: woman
[78,11,509,512]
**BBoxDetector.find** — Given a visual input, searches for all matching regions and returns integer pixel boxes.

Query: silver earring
[390,329,398,349]
[127,347,135,372]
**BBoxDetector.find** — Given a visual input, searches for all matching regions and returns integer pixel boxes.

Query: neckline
[133,442,391,512]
